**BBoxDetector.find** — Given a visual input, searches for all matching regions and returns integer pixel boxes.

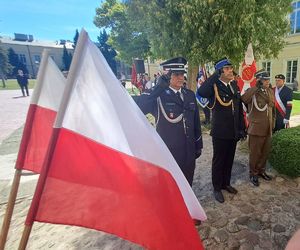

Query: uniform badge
[165,89,171,95]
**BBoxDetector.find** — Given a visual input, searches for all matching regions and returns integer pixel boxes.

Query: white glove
[283,119,289,124]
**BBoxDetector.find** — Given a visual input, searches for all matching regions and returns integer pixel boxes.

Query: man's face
[261,79,270,89]
[275,78,285,88]
[221,66,234,81]
[170,72,185,90]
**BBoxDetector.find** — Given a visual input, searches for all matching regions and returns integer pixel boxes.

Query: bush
[269,126,300,177]
[293,91,300,100]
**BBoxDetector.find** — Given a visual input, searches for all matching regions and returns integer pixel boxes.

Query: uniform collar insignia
[165,89,171,95]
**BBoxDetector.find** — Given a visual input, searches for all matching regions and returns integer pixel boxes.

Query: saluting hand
[157,70,172,88]
[149,70,172,98]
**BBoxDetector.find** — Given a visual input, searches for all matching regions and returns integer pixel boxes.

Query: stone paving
[0,89,300,249]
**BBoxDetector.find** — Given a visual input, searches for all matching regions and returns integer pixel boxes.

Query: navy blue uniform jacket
[134,87,203,185]
[274,85,293,131]
[197,73,245,140]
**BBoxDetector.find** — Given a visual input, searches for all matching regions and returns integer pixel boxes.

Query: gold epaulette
[207,83,233,110]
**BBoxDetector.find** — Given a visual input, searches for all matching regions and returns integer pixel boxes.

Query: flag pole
[0,49,50,250]
[0,169,21,249]
[131,59,134,94]
[18,225,32,250]
[17,29,89,250]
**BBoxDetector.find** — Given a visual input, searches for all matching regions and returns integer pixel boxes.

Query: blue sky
[1,0,103,42]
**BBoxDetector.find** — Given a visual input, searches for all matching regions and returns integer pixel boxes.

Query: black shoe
[223,185,238,194]
[193,219,201,226]
[250,175,259,186]
[213,190,224,203]
[259,172,272,181]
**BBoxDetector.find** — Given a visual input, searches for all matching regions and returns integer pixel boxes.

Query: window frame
[262,61,272,75]
[286,59,298,83]
[18,54,27,64]
[34,55,41,64]
[290,1,300,34]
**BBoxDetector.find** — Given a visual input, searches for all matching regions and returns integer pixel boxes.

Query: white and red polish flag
[16,50,66,173]
[25,30,206,250]
[238,43,257,94]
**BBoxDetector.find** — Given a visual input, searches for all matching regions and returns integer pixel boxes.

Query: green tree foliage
[62,45,72,71]
[7,48,28,77]
[126,0,187,59]
[126,0,292,89]
[97,30,118,75]
[181,0,293,65]
[0,43,12,87]
[73,29,79,49]
[95,0,292,89]
[126,0,292,66]
[94,0,150,63]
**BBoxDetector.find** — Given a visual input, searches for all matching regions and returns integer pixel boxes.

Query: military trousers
[273,118,285,133]
[248,134,271,176]
[212,137,237,191]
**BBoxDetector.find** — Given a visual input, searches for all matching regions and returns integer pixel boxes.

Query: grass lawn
[0,79,36,90]
[127,86,140,96]
[291,99,300,116]
[1,79,141,96]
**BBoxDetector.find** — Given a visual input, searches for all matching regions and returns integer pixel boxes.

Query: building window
[18,54,26,64]
[34,55,41,64]
[291,1,300,34]
[262,61,271,74]
[286,60,298,83]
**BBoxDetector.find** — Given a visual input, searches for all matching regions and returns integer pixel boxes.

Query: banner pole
[18,225,32,250]
[0,169,22,249]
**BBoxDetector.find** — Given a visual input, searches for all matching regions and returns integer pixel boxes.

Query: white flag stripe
[245,43,254,65]
[30,49,50,105]
[275,87,287,114]
[31,56,66,111]
[62,34,206,220]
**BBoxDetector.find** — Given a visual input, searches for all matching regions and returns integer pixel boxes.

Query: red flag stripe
[30,128,203,250]
[16,104,57,173]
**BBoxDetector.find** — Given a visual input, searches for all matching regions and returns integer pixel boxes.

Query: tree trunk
[1,78,6,88]
[0,72,6,88]
[187,65,198,92]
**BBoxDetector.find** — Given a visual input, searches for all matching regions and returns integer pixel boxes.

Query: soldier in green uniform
[241,70,275,186]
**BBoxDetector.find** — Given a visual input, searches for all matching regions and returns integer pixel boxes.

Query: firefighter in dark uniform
[197,58,246,203]
[134,57,203,186]
[273,74,293,133]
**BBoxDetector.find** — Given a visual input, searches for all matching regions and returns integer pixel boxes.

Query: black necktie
[227,84,232,94]
[176,91,183,101]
